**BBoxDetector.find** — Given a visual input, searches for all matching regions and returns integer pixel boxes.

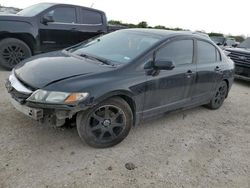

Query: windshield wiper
[79,53,115,66]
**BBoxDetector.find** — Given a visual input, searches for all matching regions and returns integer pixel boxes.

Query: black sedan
[5,29,234,148]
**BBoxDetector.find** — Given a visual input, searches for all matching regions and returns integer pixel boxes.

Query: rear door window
[82,9,102,24]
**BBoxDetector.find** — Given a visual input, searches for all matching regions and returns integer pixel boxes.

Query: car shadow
[54,106,207,145]
[8,105,206,150]
[0,66,10,72]
[134,106,206,130]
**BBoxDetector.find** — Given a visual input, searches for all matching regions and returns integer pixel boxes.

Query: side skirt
[135,98,210,126]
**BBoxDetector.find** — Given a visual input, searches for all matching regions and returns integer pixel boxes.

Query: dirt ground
[0,67,249,188]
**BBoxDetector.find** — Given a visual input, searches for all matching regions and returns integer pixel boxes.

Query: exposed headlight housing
[27,89,89,104]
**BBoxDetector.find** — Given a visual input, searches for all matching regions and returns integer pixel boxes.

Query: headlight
[27,89,89,104]
[45,92,70,103]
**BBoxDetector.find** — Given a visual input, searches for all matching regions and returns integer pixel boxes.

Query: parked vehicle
[225,38,250,81]
[5,29,234,148]
[193,31,210,39]
[210,36,237,49]
[0,3,120,70]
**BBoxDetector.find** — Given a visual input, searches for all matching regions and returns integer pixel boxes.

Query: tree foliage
[108,20,246,42]
[208,32,224,37]
[137,21,148,28]
[108,20,185,31]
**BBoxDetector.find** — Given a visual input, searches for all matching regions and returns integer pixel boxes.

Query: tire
[207,81,228,110]
[0,38,32,70]
[76,97,133,148]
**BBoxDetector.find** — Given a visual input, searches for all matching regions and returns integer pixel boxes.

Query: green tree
[127,23,137,28]
[108,20,123,25]
[208,32,224,37]
[137,21,148,28]
[172,27,184,31]
[154,25,166,29]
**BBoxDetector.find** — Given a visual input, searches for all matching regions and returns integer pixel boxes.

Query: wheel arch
[223,79,229,98]
[92,90,137,125]
[0,33,36,54]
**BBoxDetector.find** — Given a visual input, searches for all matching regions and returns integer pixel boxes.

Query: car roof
[39,2,105,14]
[121,28,211,40]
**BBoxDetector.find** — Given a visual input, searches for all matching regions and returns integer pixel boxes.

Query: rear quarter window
[82,9,102,24]
[197,40,217,64]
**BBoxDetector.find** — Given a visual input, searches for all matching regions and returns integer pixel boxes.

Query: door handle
[214,66,221,72]
[71,28,77,31]
[185,70,194,78]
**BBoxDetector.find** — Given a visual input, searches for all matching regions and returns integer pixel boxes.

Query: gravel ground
[0,67,250,188]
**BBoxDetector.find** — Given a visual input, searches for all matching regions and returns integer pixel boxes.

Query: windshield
[69,30,162,64]
[17,3,54,16]
[238,38,250,49]
[210,36,225,44]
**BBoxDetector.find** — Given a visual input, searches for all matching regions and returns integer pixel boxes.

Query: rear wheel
[0,38,32,70]
[76,97,133,148]
[207,81,228,109]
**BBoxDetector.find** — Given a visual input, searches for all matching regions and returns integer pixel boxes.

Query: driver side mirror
[154,59,175,70]
[42,15,54,25]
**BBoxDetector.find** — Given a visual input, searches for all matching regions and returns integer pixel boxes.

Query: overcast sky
[1,0,249,36]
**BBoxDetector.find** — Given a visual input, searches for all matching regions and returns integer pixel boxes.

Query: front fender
[0,21,38,52]
[0,20,35,35]
[86,89,140,126]
[92,90,135,105]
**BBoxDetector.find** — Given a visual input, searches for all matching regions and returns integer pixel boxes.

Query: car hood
[0,14,31,22]
[14,51,115,89]
[226,47,250,54]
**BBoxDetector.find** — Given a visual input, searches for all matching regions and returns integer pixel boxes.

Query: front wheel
[207,81,228,110]
[76,97,133,148]
[0,38,32,70]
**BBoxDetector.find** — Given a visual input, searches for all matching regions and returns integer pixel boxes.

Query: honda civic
[5,29,234,148]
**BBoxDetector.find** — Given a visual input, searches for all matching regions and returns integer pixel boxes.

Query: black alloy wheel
[0,38,32,70]
[77,97,133,148]
[207,81,228,109]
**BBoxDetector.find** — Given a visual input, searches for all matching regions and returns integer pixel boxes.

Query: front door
[39,6,79,52]
[143,39,196,118]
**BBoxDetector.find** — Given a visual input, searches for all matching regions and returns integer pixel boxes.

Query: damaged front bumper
[27,100,89,126]
[8,94,89,126]
[5,73,90,126]
[8,94,90,126]
[10,96,43,120]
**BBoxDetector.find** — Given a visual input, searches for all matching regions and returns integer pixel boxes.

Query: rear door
[78,9,106,42]
[39,6,79,52]
[143,38,197,118]
[192,39,223,101]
